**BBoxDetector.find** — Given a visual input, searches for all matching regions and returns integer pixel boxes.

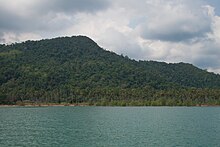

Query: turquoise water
[0,106,220,147]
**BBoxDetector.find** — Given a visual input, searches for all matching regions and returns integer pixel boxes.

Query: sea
[0,106,220,147]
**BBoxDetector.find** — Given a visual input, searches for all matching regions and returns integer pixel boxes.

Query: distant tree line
[1,86,220,106]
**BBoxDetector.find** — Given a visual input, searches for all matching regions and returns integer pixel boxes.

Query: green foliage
[1,36,220,105]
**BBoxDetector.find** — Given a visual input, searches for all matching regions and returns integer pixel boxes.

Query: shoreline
[0,103,89,107]
[0,104,220,107]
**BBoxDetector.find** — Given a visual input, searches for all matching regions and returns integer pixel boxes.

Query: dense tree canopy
[1,36,220,105]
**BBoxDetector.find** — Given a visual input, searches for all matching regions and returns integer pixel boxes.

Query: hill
[1,36,220,106]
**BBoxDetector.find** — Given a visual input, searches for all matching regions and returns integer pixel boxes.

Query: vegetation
[1,36,220,106]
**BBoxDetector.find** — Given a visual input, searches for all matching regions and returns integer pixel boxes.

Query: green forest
[1,36,220,106]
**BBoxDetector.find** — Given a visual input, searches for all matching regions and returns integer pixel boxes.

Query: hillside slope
[1,36,220,105]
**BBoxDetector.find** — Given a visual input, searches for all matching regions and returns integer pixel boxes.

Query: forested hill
[1,36,220,105]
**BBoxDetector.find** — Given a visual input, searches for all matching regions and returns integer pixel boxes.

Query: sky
[0,0,220,73]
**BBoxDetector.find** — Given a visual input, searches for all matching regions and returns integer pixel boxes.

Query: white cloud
[1,32,41,44]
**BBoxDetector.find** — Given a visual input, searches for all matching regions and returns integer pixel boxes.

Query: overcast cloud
[0,0,220,73]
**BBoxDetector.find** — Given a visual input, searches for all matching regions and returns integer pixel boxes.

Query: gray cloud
[0,32,5,43]
[141,27,211,42]
[204,0,220,15]
[194,55,220,70]
[0,8,25,31]
[137,0,212,42]
[40,0,110,13]
[193,40,220,70]
[0,0,110,42]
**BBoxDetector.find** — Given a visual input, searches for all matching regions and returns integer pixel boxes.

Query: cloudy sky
[1,0,220,73]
